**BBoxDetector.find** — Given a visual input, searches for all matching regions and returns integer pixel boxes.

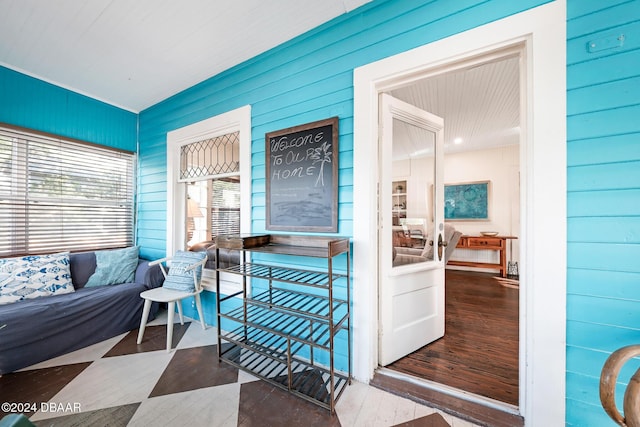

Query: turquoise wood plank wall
[566,1,640,425]
[0,66,137,151]
[137,0,548,386]
[137,0,547,259]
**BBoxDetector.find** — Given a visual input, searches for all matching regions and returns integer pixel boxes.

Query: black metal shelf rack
[215,234,351,413]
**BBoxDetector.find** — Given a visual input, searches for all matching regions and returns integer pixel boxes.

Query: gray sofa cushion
[69,251,97,289]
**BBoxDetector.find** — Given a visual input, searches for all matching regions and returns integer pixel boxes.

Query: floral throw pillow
[0,252,74,305]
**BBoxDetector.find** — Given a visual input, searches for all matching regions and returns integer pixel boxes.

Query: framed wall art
[444,181,490,221]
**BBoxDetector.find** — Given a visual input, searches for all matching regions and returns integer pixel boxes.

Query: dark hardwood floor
[387,269,520,406]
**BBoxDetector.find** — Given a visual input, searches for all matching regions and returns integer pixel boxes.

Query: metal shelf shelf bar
[220,342,349,410]
[222,263,346,289]
[220,305,333,349]
[249,288,347,321]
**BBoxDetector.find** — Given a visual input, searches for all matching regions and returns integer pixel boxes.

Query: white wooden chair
[136,251,208,352]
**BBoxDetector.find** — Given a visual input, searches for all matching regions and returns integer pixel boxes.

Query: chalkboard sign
[265,117,338,232]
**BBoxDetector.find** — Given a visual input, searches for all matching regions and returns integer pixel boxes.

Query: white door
[379,93,445,366]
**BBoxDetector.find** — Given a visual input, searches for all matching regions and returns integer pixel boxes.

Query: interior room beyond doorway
[380,54,521,410]
[387,269,520,406]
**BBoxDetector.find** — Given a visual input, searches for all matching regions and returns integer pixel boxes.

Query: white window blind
[210,177,240,237]
[0,126,135,257]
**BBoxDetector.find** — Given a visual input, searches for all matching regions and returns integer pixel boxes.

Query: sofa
[0,248,165,375]
[188,240,240,270]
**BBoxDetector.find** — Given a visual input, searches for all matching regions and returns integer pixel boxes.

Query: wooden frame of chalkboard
[265,116,339,232]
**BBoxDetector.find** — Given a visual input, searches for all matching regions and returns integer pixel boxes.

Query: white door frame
[352,2,566,426]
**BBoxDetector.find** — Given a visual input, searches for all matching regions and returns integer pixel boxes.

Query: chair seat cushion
[163,251,207,292]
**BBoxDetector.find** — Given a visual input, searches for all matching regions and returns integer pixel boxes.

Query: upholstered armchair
[393,224,462,267]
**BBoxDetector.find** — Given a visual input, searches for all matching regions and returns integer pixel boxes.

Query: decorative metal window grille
[180,131,239,180]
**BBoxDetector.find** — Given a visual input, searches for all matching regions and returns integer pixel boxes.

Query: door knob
[437,233,444,259]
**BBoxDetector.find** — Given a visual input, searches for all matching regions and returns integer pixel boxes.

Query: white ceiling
[0,0,519,154]
[0,0,372,112]
[390,56,520,157]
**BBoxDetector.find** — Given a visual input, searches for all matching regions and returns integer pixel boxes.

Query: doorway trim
[352,2,566,426]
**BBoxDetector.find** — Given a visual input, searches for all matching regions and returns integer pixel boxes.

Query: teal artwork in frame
[444,181,490,220]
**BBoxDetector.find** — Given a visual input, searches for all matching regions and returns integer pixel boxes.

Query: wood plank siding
[566,1,640,425]
[0,66,136,151]
[136,0,547,259]
[136,0,551,382]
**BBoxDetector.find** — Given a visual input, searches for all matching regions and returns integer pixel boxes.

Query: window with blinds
[211,177,240,236]
[0,126,135,257]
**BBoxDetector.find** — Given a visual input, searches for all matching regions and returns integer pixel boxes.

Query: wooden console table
[448,235,517,278]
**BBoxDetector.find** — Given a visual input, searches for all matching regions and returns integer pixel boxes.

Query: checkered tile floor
[0,310,476,426]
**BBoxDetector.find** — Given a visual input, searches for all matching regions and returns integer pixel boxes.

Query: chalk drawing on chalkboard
[273,200,332,226]
[310,141,332,187]
[265,117,339,232]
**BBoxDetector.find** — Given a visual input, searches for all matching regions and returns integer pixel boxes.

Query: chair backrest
[159,250,208,293]
[444,229,462,264]
[409,228,424,239]
[420,224,461,263]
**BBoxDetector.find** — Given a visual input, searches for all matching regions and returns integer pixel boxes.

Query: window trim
[0,123,135,156]
[166,105,252,266]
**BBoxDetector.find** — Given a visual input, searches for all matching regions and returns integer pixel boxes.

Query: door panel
[379,93,445,366]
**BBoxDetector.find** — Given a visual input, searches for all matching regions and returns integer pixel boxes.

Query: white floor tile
[344,383,395,427]
[414,402,437,418]
[128,383,240,427]
[335,380,477,427]
[447,411,482,427]
[148,308,189,326]
[176,321,218,349]
[148,309,169,326]
[30,350,174,420]
[335,380,370,426]
[19,333,127,371]
[388,395,428,425]
[236,369,260,384]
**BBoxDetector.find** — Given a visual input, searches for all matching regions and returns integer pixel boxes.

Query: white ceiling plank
[391,56,520,157]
